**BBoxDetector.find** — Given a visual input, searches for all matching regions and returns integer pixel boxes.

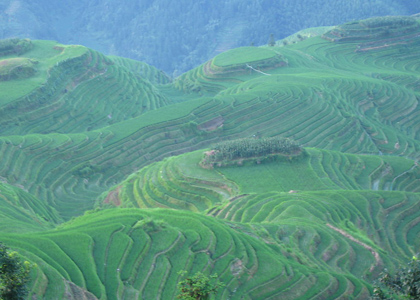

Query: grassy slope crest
[0,40,171,136]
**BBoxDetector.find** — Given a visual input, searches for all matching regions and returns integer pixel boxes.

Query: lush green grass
[112,148,418,212]
[109,55,171,85]
[216,152,324,193]
[2,208,366,299]
[0,41,87,105]
[213,47,278,67]
[101,146,420,297]
[0,57,36,79]
[210,189,420,277]
[0,40,173,136]
[0,182,61,232]
[1,25,419,216]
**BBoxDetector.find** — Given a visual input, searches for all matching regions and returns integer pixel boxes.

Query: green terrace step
[110,148,418,216]
[1,208,371,299]
[0,44,171,136]
[3,32,420,219]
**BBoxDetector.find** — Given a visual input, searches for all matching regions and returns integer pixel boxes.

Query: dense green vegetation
[0,38,33,57]
[177,271,224,300]
[0,242,32,300]
[373,258,420,299]
[0,58,36,81]
[204,137,301,165]
[0,15,420,299]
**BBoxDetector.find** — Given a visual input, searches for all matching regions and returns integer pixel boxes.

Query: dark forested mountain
[0,0,418,74]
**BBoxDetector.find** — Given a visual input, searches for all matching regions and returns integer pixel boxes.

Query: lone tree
[268,33,275,47]
[372,257,420,299]
[177,271,224,300]
[0,243,32,300]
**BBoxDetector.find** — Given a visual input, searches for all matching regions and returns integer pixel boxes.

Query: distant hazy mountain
[0,0,418,74]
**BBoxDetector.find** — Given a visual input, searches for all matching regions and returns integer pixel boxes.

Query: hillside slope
[1,16,420,220]
[0,208,373,300]
[98,146,420,298]
[0,39,171,136]
[109,148,419,211]
[3,146,418,299]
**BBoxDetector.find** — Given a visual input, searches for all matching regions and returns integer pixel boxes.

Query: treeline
[362,16,418,28]
[323,15,420,42]
[207,137,301,163]
[0,38,33,57]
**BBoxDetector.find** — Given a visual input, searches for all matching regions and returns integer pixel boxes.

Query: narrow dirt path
[326,223,381,272]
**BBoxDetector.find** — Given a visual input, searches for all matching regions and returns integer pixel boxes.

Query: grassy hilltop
[0,15,420,299]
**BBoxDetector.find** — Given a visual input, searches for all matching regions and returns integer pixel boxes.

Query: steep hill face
[0,0,418,73]
[0,40,174,218]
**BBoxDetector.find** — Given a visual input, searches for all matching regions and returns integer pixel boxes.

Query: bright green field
[213,46,278,67]
[216,152,324,193]
[216,148,416,193]
[0,41,87,104]
[113,147,419,212]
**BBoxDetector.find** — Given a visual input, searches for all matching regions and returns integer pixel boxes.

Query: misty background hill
[0,0,418,75]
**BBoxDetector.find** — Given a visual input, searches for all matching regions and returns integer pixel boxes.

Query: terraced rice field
[112,148,418,211]
[0,16,420,299]
[0,208,374,299]
[0,45,171,136]
[104,147,420,298]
